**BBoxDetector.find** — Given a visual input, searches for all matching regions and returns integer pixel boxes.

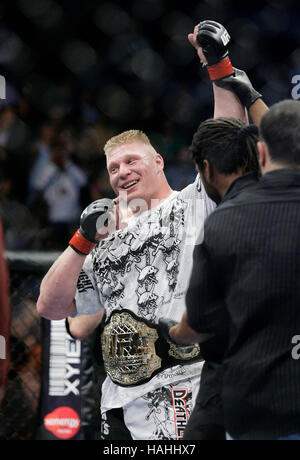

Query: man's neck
[132,188,174,216]
[262,163,300,175]
[219,172,243,199]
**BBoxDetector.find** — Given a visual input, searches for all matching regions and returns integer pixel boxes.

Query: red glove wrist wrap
[69,230,96,255]
[207,57,234,81]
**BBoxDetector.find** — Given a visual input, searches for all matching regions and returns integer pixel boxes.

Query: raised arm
[214,68,269,125]
[188,21,247,121]
[37,198,114,320]
[212,84,247,120]
[248,98,269,126]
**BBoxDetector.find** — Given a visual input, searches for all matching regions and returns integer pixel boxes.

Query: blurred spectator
[0,105,32,201]
[76,126,103,168]
[89,169,115,202]
[76,122,117,206]
[78,88,101,127]
[151,120,187,162]
[76,122,116,167]
[0,172,38,250]
[28,122,57,193]
[165,145,197,190]
[29,139,87,250]
[0,105,30,154]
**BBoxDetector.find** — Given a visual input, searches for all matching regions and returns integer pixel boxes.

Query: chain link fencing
[0,251,59,440]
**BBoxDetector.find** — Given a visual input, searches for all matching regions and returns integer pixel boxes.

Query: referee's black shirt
[187,169,300,440]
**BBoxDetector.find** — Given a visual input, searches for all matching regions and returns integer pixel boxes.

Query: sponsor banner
[37,319,83,440]
[44,406,80,439]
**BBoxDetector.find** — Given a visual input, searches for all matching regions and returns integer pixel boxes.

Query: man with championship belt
[37,21,247,440]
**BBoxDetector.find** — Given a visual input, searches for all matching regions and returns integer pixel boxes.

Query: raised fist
[196,20,231,66]
[214,68,262,109]
[69,198,114,255]
[79,198,114,242]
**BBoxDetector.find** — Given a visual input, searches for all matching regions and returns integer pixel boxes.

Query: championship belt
[101,309,201,387]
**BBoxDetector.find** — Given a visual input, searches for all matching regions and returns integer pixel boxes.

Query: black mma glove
[69,198,114,255]
[214,67,262,110]
[197,20,231,65]
[196,20,234,80]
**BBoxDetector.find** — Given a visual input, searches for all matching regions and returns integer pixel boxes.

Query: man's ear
[155,153,164,172]
[257,141,268,171]
[203,159,214,181]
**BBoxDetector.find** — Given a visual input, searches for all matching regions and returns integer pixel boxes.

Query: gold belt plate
[168,342,200,360]
[101,311,161,386]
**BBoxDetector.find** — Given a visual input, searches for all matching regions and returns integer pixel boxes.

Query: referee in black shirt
[182,115,261,441]
[166,99,300,440]
[160,71,268,439]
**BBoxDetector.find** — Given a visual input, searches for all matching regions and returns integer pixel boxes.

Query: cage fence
[0,251,59,440]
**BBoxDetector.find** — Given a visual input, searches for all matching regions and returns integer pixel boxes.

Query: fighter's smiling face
[107,141,164,208]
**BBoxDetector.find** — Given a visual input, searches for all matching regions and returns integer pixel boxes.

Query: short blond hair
[104,129,157,157]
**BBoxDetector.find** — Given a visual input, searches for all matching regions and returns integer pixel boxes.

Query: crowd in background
[0,0,300,442]
[0,96,197,251]
[0,0,299,252]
